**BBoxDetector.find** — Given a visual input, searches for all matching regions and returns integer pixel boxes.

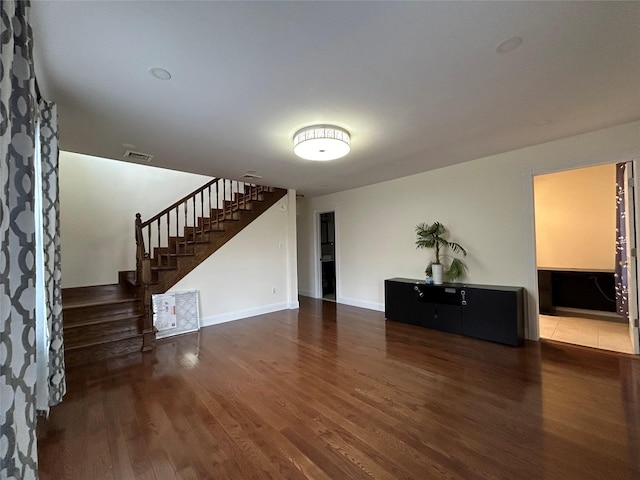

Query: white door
[624,161,640,354]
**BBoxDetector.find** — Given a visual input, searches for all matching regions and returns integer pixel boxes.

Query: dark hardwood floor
[37,297,640,479]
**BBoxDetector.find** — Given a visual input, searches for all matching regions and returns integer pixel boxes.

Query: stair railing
[134,177,263,351]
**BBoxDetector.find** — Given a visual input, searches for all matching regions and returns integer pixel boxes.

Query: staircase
[62,179,287,366]
[62,283,143,367]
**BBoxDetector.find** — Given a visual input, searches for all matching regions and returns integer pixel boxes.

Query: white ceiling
[31,1,640,197]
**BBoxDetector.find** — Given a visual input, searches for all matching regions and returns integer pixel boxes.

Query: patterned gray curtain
[38,99,66,409]
[1,1,65,478]
[0,1,39,478]
[615,162,629,318]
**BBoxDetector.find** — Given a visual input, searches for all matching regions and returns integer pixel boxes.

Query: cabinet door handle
[461,290,467,306]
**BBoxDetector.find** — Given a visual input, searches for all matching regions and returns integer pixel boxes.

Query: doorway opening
[319,212,336,301]
[533,163,638,354]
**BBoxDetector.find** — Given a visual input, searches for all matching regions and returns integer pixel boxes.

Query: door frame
[525,159,640,353]
[625,162,640,353]
[313,209,339,300]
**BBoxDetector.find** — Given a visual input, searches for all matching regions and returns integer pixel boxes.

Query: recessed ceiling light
[149,67,172,80]
[496,36,522,54]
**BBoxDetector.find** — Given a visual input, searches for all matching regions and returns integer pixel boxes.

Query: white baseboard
[298,289,315,298]
[288,300,300,309]
[337,296,385,312]
[201,302,294,327]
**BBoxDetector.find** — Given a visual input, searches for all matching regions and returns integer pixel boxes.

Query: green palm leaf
[415,221,468,281]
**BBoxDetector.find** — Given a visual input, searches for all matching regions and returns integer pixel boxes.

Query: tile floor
[539,314,635,354]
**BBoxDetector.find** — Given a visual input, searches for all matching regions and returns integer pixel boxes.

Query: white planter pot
[432,264,444,285]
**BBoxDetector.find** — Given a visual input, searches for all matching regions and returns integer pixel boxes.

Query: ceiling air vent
[123,150,154,162]
[240,173,263,180]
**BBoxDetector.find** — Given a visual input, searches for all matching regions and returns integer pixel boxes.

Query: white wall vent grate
[240,173,263,180]
[124,150,154,162]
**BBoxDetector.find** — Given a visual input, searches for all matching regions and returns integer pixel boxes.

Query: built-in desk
[537,269,616,315]
[384,278,525,346]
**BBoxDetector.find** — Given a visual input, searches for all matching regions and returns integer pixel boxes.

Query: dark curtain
[615,162,629,318]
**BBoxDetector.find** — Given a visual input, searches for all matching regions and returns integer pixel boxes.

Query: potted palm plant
[415,221,467,284]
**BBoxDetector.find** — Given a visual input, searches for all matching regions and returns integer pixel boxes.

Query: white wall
[60,152,213,287]
[296,196,315,298]
[297,121,640,339]
[534,164,616,271]
[169,192,299,325]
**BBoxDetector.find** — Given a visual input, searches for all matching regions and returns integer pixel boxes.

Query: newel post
[136,213,155,351]
[141,253,155,351]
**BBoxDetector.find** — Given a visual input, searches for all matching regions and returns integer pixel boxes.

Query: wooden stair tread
[151,265,178,271]
[65,332,143,352]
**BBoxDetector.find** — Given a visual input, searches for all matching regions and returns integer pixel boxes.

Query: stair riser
[65,336,143,368]
[197,217,225,231]
[63,301,141,326]
[209,211,240,222]
[156,256,176,268]
[168,239,195,255]
[224,200,252,212]
[117,271,138,293]
[64,317,141,349]
[237,192,264,202]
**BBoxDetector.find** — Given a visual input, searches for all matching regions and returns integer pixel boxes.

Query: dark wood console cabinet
[385,278,525,346]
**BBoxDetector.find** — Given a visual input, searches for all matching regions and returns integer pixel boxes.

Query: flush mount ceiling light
[293,125,350,161]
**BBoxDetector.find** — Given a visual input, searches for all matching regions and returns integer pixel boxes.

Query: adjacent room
[534,164,636,353]
[2,1,640,480]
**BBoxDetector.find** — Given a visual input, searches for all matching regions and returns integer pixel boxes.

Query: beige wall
[534,164,616,271]
[297,121,640,338]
